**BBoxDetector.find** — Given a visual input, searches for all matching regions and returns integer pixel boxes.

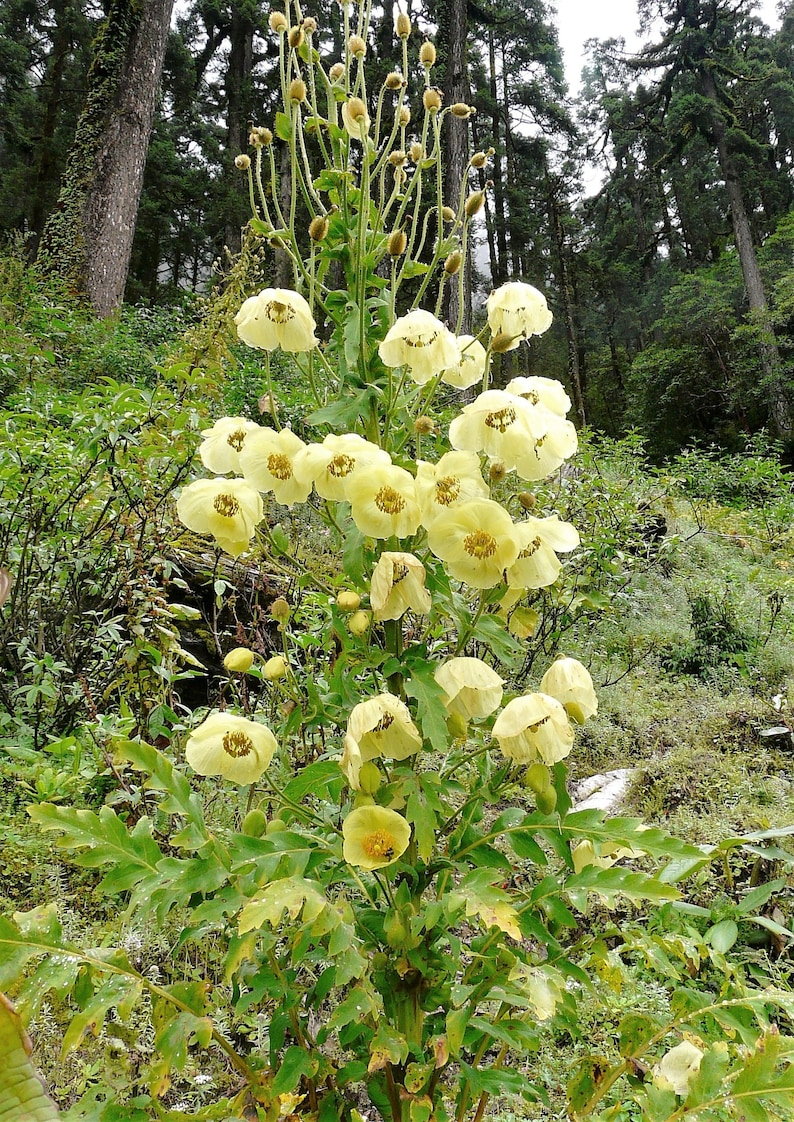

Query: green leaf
[470,613,524,667]
[283,760,345,804]
[707,918,739,953]
[272,1045,319,1096]
[618,1012,661,1057]
[406,788,437,862]
[405,663,450,754]
[0,993,60,1121]
[239,878,328,934]
[275,111,292,141]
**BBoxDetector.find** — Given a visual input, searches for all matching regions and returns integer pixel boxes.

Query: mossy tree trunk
[37,0,174,317]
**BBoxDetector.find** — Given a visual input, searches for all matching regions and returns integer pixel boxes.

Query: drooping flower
[223,647,255,673]
[486,281,553,350]
[426,498,519,588]
[448,390,545,471]
[434,657,503,720]
[506,376,571,417]
[513,415,578,482]
[441,334,488,390]
[239,427,312,507]
[347,693,423,762]
[176,477,264,558]
[293,433,391,502]
[199,416,263,475]
[235,288,319,352]
[378,309,460,385]
[415,451,488,528]
[341,97,371,140]
[370,552,431,620]
[185,712,277,784]
[342,805,411,869]
[539,658,597,724]
[505,514,580,590]
[491,693,574,765]
[346,462,421,539]
[652,1040,704,1097]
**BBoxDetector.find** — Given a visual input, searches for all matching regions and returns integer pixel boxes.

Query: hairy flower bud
[288,24,304,48]
[309,215,330,241]
[385,71,404,90]
[388,230,408,256]
[491,331,518,354]
[389,150,407,166]
[234,154,251,170]
[395,10,411,37]
[471,150,488,168]
[489,461,507,483]
[329,62,345,82]
[250,126,273,147]
[419,40,436,67]
[441,205,456,223]
[302,15,317,31]
[348,610,370,636]
[263,655,288,680]
[444,251,462,275]
[451,102,474,118]
[399,105,411,126]
[409,142,423,162]
[337,590,362,611]
[414,415,436,434]
[269,10,288,33]
[223,647,255,672]
[465,190,485,217]
[518,491,537,511]
[289,77,307,103]
[348,34,366,57]
[423,87,442,113]
[270,597,291,623]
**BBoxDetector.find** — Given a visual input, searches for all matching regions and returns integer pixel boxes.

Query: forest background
[3,0,794,455]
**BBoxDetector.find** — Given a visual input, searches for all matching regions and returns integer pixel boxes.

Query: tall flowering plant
[6,5,794,1122]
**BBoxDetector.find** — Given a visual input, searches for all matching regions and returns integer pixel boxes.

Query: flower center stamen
[222,730,254,757]
[214,493,241,518]
[266,299,296,323]
[374,713,395,733]
[405,331,438,348]
[375,486,406,514]
[528,716,550,733]
[518,536,542,559]
[328,453,355,478]
[435,476,461,505]
[463,530,498,559]
[485,407,517,433]
[268,453,293,480]
[362,829,396,860]
[227,429,247,452]
[392,561,409,583]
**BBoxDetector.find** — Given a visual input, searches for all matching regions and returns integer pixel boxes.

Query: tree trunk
[37,0,174,317]
[700,65,793,438]
[548,185,585,426]
[224,3,255,258]
[488,29,509,283]
[438,0,471,331]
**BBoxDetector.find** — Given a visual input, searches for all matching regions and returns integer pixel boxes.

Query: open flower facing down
[176,477,264,558]
[341,97,371,140]
[652,1040,704,1097]
[199,416,263,475]
[434,657,503,720]
[506,514,580,590]
[427,498,519,588]
[370,552,431,620]
[185,712,277,784]
[448,390,544,471]
[540,658,597,723]
[235,288,318,352]
[239,427,312,507]
[347,693,423,763]
[441,334,488,389]
[342,805,411,870]
[415,451,488,528]
[378,309,460,385]
[514,415,578,482]
[294,433,391,501]
[491,693,574,765]
[346,462,421,539]
[506,376,571,417]
[486,281,553,349]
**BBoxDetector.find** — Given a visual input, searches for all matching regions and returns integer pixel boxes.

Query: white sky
[555,0,784,93]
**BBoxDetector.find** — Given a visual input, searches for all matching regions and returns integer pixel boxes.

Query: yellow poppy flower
[491,693,574,765]
[539,658,597,723]
[342,805,411,870]
[185,712,277,784]
[448,390,544,470]
[514,415,578,482]
[346,462,421,539]
[370,552,431,620]
[199,416,263,475]
[506,376,571,417]
[486,281,553,349]
[415,451,488,528]
[426,498,519,588]
[341,96,371,140]
[339,732,365,789]
[506,514,580,590]
[434,657,504,720]
[441,334,488,389]
[653,1041,704,1097]
[239,427,312,507]
[235,288,319,352]
[176,477,264,558]
[293,433,391,501]
[223,647,255,672]
[347,693,423,762]
[378,309,460,385]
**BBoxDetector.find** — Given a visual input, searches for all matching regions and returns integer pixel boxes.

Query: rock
[572,768,637,812]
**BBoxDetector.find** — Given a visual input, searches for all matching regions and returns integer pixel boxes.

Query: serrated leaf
[272,1045,319,1096]
[405,663,450,753]
[239,878,328,934]
[283,760,345,804]
[0,993,61,1121]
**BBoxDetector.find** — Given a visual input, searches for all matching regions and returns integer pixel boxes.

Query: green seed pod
[266,818,288,835]
[242,809,268,837]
